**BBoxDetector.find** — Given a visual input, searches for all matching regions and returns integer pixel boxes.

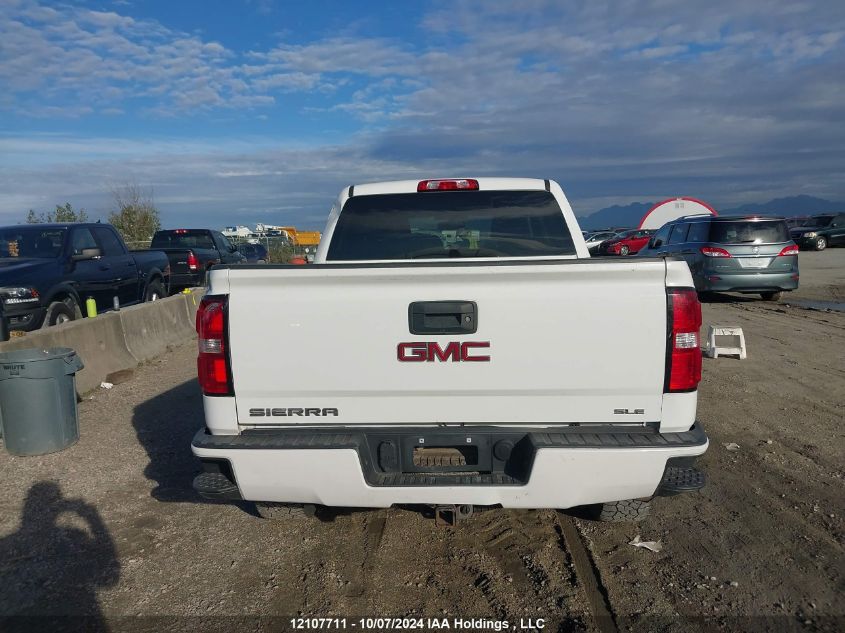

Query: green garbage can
[0,347,84,456]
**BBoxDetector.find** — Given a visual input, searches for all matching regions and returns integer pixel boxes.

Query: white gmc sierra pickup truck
[191,178,708,523]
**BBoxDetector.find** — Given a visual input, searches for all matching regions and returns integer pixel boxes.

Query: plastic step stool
[705,326,746,359]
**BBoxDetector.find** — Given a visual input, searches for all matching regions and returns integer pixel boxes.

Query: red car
[597,229,654,255]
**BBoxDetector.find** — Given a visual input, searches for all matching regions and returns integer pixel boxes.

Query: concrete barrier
[183,287,204,324]
[0,312,138,394]
[0,289,204,394]
[120,295,195,362]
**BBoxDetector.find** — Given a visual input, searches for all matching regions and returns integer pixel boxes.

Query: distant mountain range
[577,195,843,231]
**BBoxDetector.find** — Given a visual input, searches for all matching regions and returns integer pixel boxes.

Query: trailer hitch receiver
[434,504,474,527]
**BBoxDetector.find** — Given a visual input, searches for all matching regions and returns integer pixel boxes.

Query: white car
[191,178,707,523]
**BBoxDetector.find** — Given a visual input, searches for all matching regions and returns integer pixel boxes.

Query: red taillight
[289,257,308,265]
[196,295,231,395]
[665,288,702,392]
[778,244,799,256]
[700,246,732,258]
[187,251,199,271]
[417,179,479,192]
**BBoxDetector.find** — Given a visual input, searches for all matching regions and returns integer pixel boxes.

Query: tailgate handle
[409,301,477,334]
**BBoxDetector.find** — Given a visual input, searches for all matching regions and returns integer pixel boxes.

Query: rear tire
[254,502,309,520]
[43,299,77,328]
[620,245,630,256]
[590,498,651,522]
[760,291,783,301]
[145,279,166,302]
[815,237,827,251]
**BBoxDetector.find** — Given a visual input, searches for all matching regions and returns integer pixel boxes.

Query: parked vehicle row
[637,215,799,301]
[0,220,316,331]
[588,212,844,259]
[585,211,829,302]
[585,207,843,302]
[0,223,170,331]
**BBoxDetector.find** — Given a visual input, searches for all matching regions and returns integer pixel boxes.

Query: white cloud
[251,72,321,92]
[0,0,329,114]
[257,37,416,75]
[626,45,688,60]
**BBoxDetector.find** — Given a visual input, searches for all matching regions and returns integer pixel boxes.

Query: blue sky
[1,0,843,229]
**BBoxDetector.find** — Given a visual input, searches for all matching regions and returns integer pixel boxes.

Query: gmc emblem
[397,341,491,362]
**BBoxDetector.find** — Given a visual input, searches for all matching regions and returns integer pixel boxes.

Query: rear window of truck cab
[326,190,576,260]
[0,227,65,258]
[151,230,215,250]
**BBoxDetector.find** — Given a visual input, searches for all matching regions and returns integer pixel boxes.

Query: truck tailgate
[223,260,669,426]
[156,248,192,274]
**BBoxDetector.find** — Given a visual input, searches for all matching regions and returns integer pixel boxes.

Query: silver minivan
[638,215,799,301]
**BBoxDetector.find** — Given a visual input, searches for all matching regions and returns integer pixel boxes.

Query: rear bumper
[699,270,799,293]
[191,423,708,508]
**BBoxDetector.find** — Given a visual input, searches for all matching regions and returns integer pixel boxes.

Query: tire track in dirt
[293,510,389,614]
[344,511,388,598]
[555,515,618,633]
[450,510,592,630]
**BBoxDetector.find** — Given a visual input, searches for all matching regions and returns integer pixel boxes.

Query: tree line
[24,184,162,246]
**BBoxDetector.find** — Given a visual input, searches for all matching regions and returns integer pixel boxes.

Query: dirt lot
[0,251,842,632]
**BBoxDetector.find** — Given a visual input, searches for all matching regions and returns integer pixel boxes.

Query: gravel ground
[581,251,844,632]
[0,250,842,632]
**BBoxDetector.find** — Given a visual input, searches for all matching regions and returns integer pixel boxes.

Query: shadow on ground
[698,291,767,304]
[131,378,209,503]
[0,481,119,631]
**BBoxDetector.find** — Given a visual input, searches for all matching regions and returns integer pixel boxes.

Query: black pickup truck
[150,229,245,291]
[0,223,170,331]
